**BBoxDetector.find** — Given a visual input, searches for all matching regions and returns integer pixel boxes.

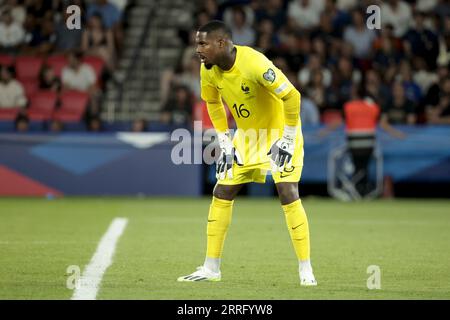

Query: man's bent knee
[276,182,300,205]
[213,184,243,201]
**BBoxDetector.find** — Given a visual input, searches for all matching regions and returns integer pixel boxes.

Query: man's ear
[218,38,225,48]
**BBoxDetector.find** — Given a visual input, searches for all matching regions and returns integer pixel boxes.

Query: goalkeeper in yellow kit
[177,21,317,286]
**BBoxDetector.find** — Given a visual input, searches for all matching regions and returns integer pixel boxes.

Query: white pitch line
[71,217,128,300]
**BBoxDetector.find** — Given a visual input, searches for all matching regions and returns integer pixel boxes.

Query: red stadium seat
[46,55,68,77]
[322,110,344,125]
[0,55,14,66]
[53,90,89,122]
[0,108,21,120]
[19,79,39,100]
[15,56,44,81]
[27,90,57,121]
[82,55,105,80]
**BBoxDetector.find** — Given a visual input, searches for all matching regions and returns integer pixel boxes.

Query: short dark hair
[198,20,232,38]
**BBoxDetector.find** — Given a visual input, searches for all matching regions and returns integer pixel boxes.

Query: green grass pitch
[0,197,449,299]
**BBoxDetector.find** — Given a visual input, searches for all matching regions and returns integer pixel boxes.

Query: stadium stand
[0,0,449,131]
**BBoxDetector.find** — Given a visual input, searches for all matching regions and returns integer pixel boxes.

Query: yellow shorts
[218,162,303,185]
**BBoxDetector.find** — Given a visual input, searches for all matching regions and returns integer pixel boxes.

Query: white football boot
[177,266,221,282]
[300,269,317,286]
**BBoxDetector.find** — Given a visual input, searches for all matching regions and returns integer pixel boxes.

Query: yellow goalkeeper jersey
[200,45,304,166]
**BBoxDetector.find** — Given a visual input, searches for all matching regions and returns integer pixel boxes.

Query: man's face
[195,31,223,69]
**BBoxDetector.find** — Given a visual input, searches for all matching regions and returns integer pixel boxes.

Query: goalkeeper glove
[267,125,297,172]
[216,132,243,180]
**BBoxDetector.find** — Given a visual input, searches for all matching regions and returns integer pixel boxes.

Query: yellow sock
[282,199,310,261]
[206,196,233,258]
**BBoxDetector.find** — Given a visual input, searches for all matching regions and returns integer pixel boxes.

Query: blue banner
[0,133,202,196]
[0,125,449,196]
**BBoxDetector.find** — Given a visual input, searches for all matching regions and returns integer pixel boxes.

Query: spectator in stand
[1,0,26,26]
[403,11,439,70]
[227,6,256,46]
[412,57,438,97]
[177,54,202,102]
[160,85,193,129]
[306,70,327,112]
[426,76,450,124]
[254,0,286,31]
[81,13,115,71]
[62,50,97,93]
[223,3,255,31]
[336,0,357,11]
[373,24,404,71]
[365,68,391,111]
[379,81,416,138]
[181,29,198,62]
[256,19,280,48]
[343,9,377,60]
[436,16,450,68]
[39,65,62,92]
[108,0,129,14]
[416,0,438,13]
[424,64,449,109]
[324,73,344,112]
[298,53,331,88]
[434,0,450,27]
[311,37,330,67]
[24,0,53,24]
[62,50,100,119]
[255,32,272,54]
[381,0,413,38]
[86,0,123,51]
[195,10,213,30]
[202,0,221,21]
[54,4,84,54]
[323,0,351,38]
[0,10,25,54]
[278,32,305,73]
[0,65,27,111]
[22,17,56,55]
[300,95,320,125]
[397,60,423,107]
[287,0,324,31]
[311,12,340,42]
[333,56,361,103]
[87,0,121,30]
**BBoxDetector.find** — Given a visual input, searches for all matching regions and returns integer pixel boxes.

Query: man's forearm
[282,89,301,128]
[207,101,229,133]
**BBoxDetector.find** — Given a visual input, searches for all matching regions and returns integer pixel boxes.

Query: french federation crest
[263,68,276,83]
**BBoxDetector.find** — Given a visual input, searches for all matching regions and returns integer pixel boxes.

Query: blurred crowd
[1,0,449,133]
[162,0,450,132]
[0,0,128,131]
